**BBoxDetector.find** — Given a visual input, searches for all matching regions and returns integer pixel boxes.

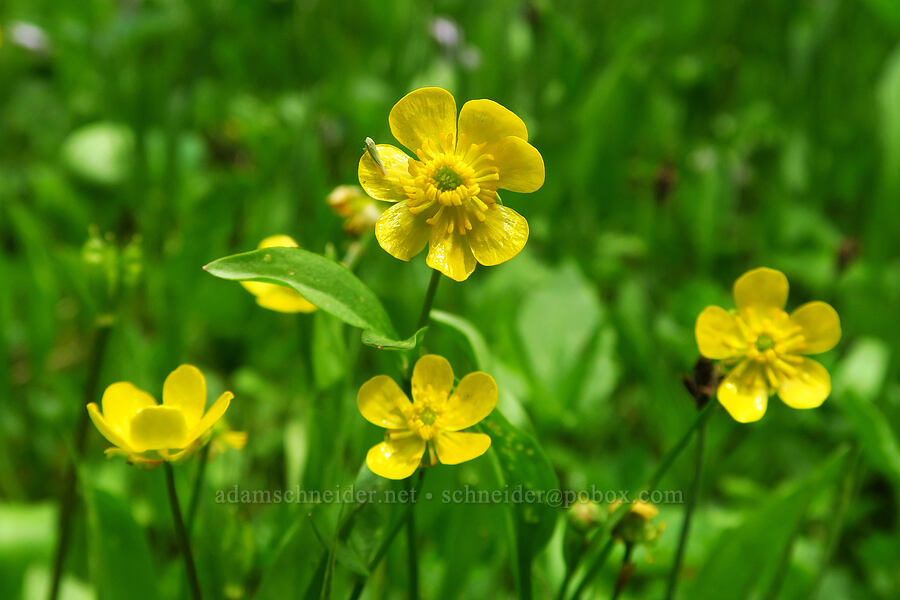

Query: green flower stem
[664,414,707,600]
[807,444,861,598]
[164,463,203,600]
[49,323,113,600]
[186,441,212,536]
[416,269,442,332]
[349,471,426,600]
[610,543,634,600]
[405,475,420,600]
[569,538,615,600]
[569,399,717,599]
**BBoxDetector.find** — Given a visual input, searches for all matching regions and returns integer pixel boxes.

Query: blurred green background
[2,0,900,598]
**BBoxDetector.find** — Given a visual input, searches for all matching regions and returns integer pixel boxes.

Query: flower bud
[327,185,384,235]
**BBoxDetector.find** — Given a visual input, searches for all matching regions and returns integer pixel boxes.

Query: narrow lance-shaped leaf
[204,247,409,348]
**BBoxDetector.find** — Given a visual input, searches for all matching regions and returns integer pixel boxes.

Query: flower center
[420,407,437,425]
[432,166,463,191]
[755,334,775,351]
[399,136,501,237]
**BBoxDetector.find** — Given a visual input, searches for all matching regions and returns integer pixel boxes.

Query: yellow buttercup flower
[358,354,496,479]
[695,267,841,423]
[359,87,545,281]
[240,235,316,313]
[87,365,234,464]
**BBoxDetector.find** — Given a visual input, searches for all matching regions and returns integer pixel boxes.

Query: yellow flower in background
[695,267,841,423]
[327,184,385,235]
[87,365,233,464]
[610,500,665,552]
[358,354,496,479]
[359,87,545,281]
[240,235,316,313]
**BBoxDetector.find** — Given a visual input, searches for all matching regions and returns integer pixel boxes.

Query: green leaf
[204,247,395,338]
[832,339,900,490]
[479,410,560,597]
[361,326,427,351]
[84,486,159,600]
[431,310,494,371]
[0,503,55,600]
[685,448,848,600]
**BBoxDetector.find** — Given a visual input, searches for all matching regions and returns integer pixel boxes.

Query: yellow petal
[374,201,432,261]
[129,406,189,451]
[695,306,745,359]
[100,382,156,436]
[486,136,544,193]
[258,235,299,249]
[389,87,457,155]
[87,403,132,450]
[241,281,317,313]
[777,357,831,409]
[186,391,233,443]
[433,431,492,465]
[426,229,476,282]
[358,375,411,428]
[366,435,426,480]
[457,99,528,150]
[162,364,206,430]
[717,362,769,423]
[441,372,497,431]
[790,301,841,354]
[733,267,789,317]
[358,144,413,201]
[411,355,455,403]
[468,203,529,266]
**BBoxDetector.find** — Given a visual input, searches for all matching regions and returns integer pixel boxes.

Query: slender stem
[186,442,211,536]
[405,476,419,600]
[570,538,615,600]
[664,417,707,600]
[807,444,860,598]
[569,400,717,600]
[610,544,634,600]
[647,399,716,491]
[164,463,203,600]
[415,270,441,331]
[49,324,113,600]
[349,472,426,600]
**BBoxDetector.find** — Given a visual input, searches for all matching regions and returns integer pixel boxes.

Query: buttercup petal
[129,406,189,452]
[426,229,476,282]
[389,87,457,156]
[162,365,206,430]
[695,306,745,359]
[186,391,233,445]
[487,136,545,193]
[87,403,132,450]
[366,436,426,480]
[468,203,529,266]
[778,358,831,409]
[101,382,156,435]
[258,235,299,250]
[790,301,841,355]
[358,376,411,429]
[441,372,497,431]
[733,267,789,317]
[457,99,528,150]
[717,362,769,423]
[434,431,492,465]
[358,144,413,202]
[241,281,317,313]
[411,355,455,403]
[374,201,433,261]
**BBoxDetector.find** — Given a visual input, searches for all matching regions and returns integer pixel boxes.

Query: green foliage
[2,0,900,597]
